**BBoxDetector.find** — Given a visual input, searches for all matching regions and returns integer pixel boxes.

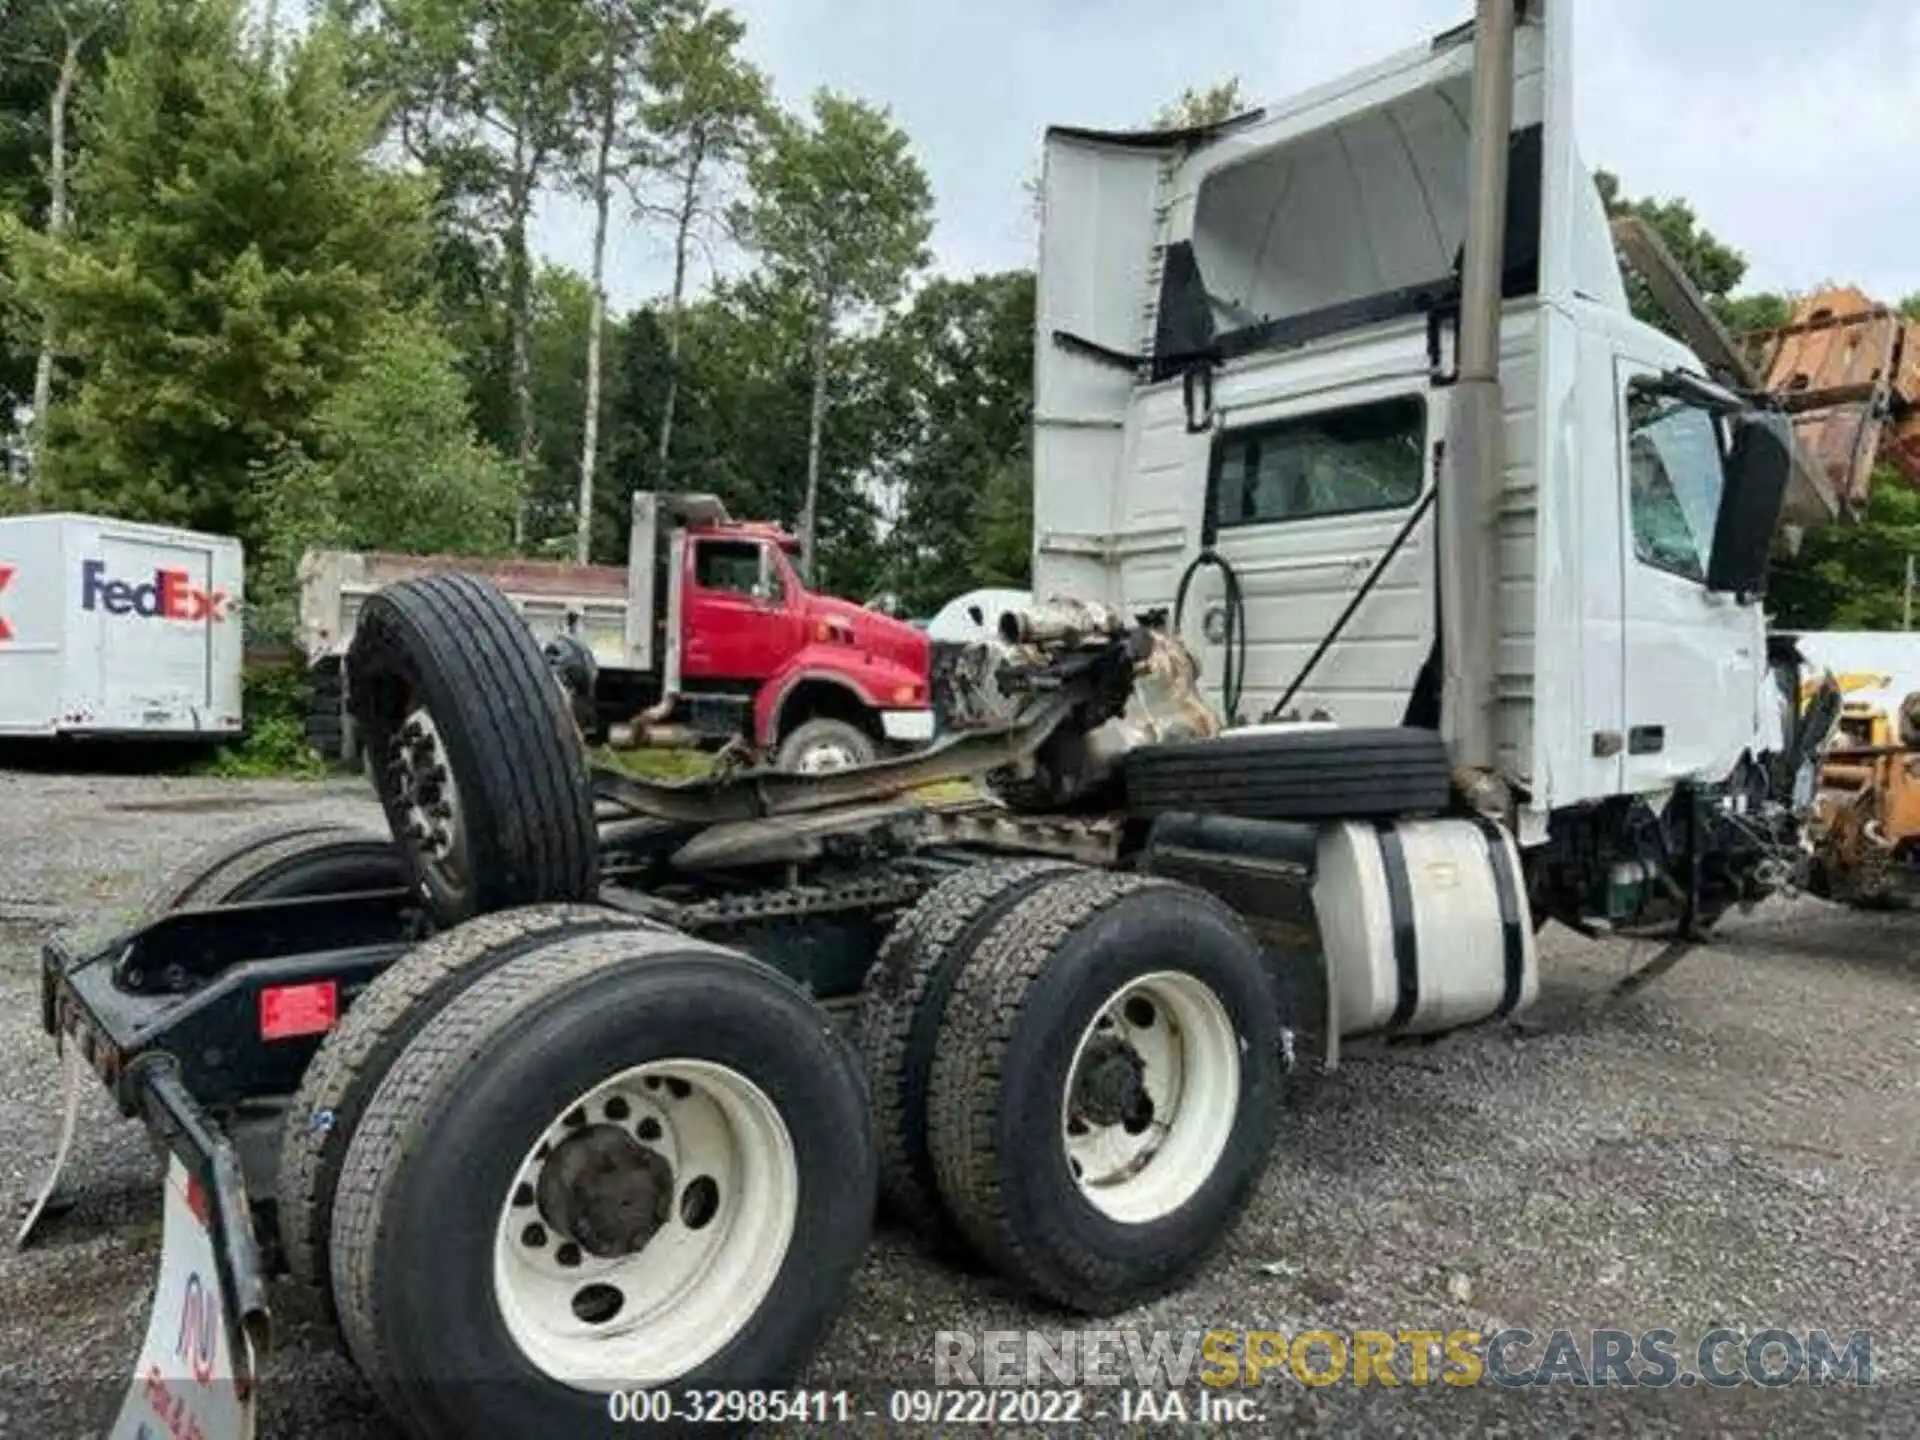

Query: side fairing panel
[1032,133,1173,606]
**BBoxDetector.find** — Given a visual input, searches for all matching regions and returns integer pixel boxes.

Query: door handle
[1628,725,1665,755]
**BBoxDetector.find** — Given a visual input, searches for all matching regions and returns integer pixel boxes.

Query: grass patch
[592,746,721,781]
[195,664,330,779]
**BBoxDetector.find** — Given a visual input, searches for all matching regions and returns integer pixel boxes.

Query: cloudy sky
[530,0,1920,313]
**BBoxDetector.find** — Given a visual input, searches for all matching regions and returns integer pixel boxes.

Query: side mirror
[1706,411,1793,596]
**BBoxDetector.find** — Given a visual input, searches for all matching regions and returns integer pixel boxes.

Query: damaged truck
[22,3,1843,1437]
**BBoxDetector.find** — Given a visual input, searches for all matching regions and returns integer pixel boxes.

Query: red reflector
[259,981,339,1041]
[185,1173,212,1226]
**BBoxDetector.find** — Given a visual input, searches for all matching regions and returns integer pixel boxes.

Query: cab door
[1196,382,1445,727]
[679,537,799,681]
[1614,358,1766,792]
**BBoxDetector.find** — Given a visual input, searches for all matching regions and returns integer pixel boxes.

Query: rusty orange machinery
[1807,689,1920,909]
[1738,288,1920,514]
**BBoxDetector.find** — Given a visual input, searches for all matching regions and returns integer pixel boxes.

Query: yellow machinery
[1803,673,1920,908]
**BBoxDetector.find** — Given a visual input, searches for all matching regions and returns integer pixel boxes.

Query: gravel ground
[1,766,1918,1437]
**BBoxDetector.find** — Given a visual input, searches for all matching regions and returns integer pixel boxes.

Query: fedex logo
[82,560,228,622]
[0,564,13,640]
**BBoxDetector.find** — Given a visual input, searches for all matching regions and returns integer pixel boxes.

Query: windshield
[1626,391,1726,583]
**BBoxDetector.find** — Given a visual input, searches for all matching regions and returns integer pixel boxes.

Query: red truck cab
[671,520,933,769]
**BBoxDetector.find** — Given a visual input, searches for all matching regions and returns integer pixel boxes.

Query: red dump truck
[298,491,935,771]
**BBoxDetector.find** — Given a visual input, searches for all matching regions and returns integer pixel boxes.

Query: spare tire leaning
[1124,726,1453,823]
[348,573,598,925]
[139,820,407,921]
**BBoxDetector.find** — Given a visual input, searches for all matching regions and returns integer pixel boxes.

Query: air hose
[1173,549,1247,723]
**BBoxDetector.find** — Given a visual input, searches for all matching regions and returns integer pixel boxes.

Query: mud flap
[14,1041,84,1250]
[113,1067,271,1440]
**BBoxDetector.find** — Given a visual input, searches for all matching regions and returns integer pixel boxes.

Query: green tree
[876,269,1034,611]
[1595,168,1788,337]
[343,0,597,544]
[3,0,122,455]
[569,0,679,562]
[1154,77,1244,130]
[598,275,893,595]
[256,305,517,627]
[0,0,126,459]
[635,0,767,496]
[735,90,932,576]
[1771,478,1920,631]
[521,263,599,553]
[969,449,1033,593]
[10,0,433,557]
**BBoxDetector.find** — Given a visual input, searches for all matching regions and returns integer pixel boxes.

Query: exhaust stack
[1438,0,1517,791]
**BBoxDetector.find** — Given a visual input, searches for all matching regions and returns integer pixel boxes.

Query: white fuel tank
[1314,818,1538,1039]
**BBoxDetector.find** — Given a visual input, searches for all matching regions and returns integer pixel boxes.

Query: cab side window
[693,539,766,597]
[1626,391,1726,583]
[1212,395,1426,530]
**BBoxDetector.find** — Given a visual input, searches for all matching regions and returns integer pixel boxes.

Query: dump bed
[297,550,639,671]
[1737,288,1920,513]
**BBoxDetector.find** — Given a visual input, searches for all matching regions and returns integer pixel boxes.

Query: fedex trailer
[0,512,244,741]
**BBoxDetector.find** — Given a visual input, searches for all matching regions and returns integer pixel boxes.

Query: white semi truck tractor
[27,5,1834,1439]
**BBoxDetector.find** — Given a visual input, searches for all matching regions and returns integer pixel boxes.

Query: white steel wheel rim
[794,738,860,772]
[492,1059,799,1390]
[1061,971,1241,1224]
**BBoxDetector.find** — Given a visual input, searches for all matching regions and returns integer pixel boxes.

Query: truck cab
[655,505,935,767]
[1031,0,1802,927]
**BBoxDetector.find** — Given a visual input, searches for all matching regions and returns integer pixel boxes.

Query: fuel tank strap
[1374,821,1420,1031]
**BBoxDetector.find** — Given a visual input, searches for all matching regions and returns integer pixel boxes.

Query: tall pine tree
[13,0,431,556]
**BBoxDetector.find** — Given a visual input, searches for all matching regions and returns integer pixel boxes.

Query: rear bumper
[881,707,936,743]
[40,890,417,1114]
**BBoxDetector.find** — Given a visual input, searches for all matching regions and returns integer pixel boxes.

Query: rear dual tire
[328,926,875,1440]
[862,867,1285,1314]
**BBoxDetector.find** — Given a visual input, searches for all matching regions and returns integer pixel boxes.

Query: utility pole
[1905,552,1915,631]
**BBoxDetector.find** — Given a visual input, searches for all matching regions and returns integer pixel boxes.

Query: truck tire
[307,657,347,761]
[139,821,405,920]
[858,859,1077,1250]
[925,871,1282,1315]
[331,927,874,1439]
[347,573,598,926]
[776,717,877,772]
[278,904,655,1305]
[1125,726,1452,822]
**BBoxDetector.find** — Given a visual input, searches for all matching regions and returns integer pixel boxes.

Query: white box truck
[0,512,244,741]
